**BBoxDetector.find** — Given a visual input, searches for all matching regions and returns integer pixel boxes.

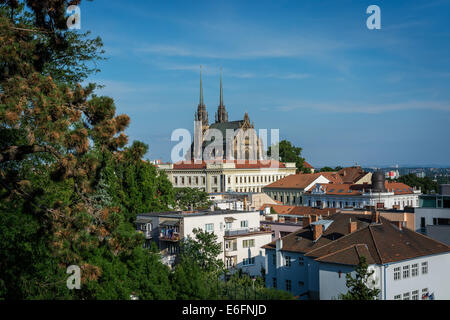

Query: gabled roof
[263,213,450,265]
[306,181,416,196]
[337,166,368,184]
[263,172,343,190]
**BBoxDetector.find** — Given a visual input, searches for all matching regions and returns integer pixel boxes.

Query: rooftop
[263,213,450,265]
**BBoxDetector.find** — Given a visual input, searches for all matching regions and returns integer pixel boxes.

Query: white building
[415,185,450,245]
[157,160,297,193]
[263,212,450,300]
[136,210,272,277]
[304,181,421,210]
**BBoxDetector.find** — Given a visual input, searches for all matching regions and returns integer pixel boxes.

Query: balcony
[159,233,181,242]
[224,226,270,237]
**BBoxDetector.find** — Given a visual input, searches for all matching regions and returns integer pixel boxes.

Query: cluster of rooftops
[263,212,449,265]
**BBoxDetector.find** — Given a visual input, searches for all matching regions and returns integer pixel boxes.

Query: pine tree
[339,256,381,300]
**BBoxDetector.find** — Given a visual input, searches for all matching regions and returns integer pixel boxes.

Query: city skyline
[81,0,450,167]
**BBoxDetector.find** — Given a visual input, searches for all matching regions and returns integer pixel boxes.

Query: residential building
[262,172,343,205]
[263,212,450,300]
[415,184,450,245]
[303,172,421,210]
[135,210,272,277]
[158,160,297,193]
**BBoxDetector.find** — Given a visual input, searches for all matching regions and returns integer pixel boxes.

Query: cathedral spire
[220,67,223,107]
[215,67,228,123]
[199,65,204,106]
[195,65,208,127]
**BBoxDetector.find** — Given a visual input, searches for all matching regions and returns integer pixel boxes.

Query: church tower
[194,66,209,128]
[215,68,228,123]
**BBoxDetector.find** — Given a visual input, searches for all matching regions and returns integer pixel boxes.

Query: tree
[0,0,174,299]
[99,141,175,223]
[180,228,224,275]
[268,140,309,173]
[320,166,335,172]
[396,174,438,195]
[339,256,380,300]
[174,187,212,211]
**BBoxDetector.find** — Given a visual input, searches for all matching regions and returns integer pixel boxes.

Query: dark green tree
[339,256,380,300]
[396,174,438,195]
[320,166,335,172]
[180,228,224,275]
[268,140,309,173]
[174,187,212,210]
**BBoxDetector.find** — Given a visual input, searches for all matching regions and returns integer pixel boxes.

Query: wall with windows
[385,253,450,300]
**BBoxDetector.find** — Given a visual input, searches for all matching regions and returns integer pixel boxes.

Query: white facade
[265,246,450,300]
[158,162,297,193]
[414,207,450,245]
[304,186,421,210]
[137,210,272,276]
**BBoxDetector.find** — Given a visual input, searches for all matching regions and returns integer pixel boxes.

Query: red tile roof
[263,172,343,190]
[263,213,450,265]
[306,181,416,196]
[303,161,313,169]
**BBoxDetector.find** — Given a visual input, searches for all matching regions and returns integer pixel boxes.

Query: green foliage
[339,256,380,300]
[174,187,212,210]
[268,140,308,173]
[320,166,335,172]
[99,141,175,223]
[396,174,438,195]
[180,228,224,275]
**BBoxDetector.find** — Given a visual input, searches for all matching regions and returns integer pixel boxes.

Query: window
[225,222,232,230]
[298,257,304,266]
[181,177,185,184]
[411,264,418,277]
[403,265,410,279]
[243,239,255,248]
[174,177,178,184]
[286,280,292,291]
[394,267,401,280]
[394,295,401,300]
[403,292,410,300]
[412,290,419,300]
[422,262,428,274]
[272,278,277,288]
[205,223,214,233]
[272,254,276,266]
[213,176,218,185]
[243,257,255,266]
[285,256,291,267]
[422,288,428,300]
[241,220,248,228]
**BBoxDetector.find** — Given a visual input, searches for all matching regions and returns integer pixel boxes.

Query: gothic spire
[199,65,204,106]
[220,67,223,107]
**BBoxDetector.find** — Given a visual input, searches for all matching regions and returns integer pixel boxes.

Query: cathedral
[191,68,264,161]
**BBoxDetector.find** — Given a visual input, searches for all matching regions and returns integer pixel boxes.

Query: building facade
[415,185,450,245]
[135,210,272,277]
[158,160,296,193]
[263,212,450,300]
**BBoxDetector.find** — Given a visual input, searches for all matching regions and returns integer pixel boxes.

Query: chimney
[348,218,357,234]
[302,216,312,228]
[371,211,380,223]
[393,220,403,230]
[311,215,318,223]
[313,224,323,241]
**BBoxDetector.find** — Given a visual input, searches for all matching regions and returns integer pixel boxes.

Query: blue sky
[80,0,450,167]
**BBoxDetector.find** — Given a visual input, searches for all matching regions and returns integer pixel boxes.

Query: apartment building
[263,212,450,300]
[135,210,272,277]
[303,172,421,210]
